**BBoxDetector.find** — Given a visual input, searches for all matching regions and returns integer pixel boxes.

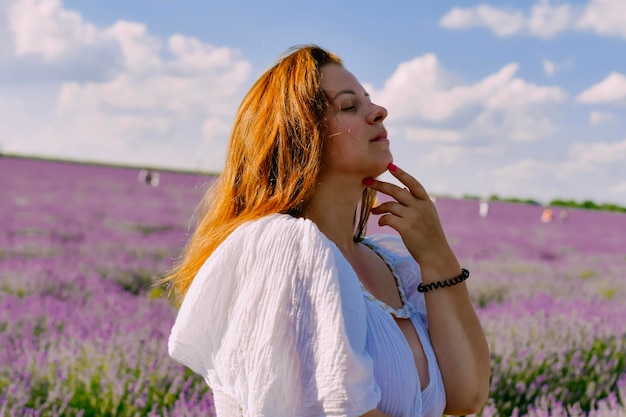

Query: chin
[370,158,393,178]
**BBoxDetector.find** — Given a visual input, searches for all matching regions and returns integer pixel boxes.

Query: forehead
[320,64,362,94]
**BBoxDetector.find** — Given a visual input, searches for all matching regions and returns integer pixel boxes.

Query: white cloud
[577,72,626,104]
[577,0,626,38]
[589,110,615,125]
[373,51,622,204]
[474,137,626,204]
[528,1,574,38]
[609,181,626,196]
[489,159,553,183]
[546,137,626,202]
[541,58,574,77]
[404,127,461,143]
[484,74,567,108]
[48,35,251,170]
[104,21,161,72]
[467,105,561,143]
[464,76,566,142]
[56,36,250,119]
[569,137,626,166]
[372,54,575,203]
[439,4,526,37]
[2,0,119,81]
[375,54,567,144]
[495,160,577,199]
[543,59,556,76]
[168,35,241,74]
[2,0,625,207]
[0,1,16,56]
[439,1,574,38]
[8,0,109,62]
[198,116,233,173]
[0,0,252,172]
[440,0,626,40]
[375,53,474,122]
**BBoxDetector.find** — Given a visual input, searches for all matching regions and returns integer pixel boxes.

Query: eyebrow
[331,89,356,100]
[330,89,369,100]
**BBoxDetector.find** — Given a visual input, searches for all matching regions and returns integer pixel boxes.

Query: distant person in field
[560,209,569,223]
[165,45,490,417]
[138,169,160,187]
[479,198,490,218]
[541,207,553,223]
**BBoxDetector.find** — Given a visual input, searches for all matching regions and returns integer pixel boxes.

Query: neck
[303,177,365,255]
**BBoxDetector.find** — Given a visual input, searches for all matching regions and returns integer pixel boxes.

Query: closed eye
[340,105,356,111]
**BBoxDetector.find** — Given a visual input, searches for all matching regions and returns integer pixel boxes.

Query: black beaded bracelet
[417,268,470,293]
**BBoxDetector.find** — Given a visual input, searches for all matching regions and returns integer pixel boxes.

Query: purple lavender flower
[2,157,626,416]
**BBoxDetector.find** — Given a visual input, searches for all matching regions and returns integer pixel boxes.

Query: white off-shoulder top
[169,213,446,417]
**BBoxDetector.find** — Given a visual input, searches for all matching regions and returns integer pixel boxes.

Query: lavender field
[2,156,625,416]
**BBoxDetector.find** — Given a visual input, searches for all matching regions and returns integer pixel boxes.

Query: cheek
[326,116,354,138]
[321,138,349,167]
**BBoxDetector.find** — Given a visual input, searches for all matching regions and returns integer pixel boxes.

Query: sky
[2,0,625,205]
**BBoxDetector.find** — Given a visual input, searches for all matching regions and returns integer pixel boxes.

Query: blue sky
[2,0,625,205]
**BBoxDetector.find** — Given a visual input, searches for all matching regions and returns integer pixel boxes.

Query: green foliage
[113,268,156,295]
[601,288,617,299]
[9,351,211,417]
[490,336,626,416]
[486,194,541,205]
[462,194,482,200]
[130,223,175,236]
[0,245,62,260]
[473,285,509,308]
[473,195,626,212]
[549,199,626,213]
[578,269,598,280]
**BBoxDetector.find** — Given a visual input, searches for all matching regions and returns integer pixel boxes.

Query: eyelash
[341,106,356,112]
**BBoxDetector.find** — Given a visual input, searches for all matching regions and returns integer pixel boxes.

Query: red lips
[371,130,388,142]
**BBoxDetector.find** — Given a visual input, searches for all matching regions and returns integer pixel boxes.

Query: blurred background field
[2,156,625,416]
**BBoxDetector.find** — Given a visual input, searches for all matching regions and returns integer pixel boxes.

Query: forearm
[419,262,491,415]
[362,166,490,413]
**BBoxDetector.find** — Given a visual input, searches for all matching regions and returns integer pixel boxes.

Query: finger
[363,178,415,206]
[387,163,429,200]
[377,213,405,233]
[370,201,412,217]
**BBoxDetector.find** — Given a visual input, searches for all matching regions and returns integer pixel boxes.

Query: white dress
[168,214,446,417]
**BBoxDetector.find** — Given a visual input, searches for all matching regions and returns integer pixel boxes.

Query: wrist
[417,252,461,284]
[418,268,469,293]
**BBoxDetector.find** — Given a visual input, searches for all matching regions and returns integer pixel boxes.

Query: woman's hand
[364,163,458,273]
[364,162,491,414]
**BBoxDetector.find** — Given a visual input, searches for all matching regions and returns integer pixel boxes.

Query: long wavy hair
[164,45,377,299]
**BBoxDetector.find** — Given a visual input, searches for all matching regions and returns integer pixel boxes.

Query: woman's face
[320,64,392,181]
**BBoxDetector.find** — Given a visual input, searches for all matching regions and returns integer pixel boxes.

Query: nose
[369,103,388,124]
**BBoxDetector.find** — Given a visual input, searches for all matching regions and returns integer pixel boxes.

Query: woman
[167,45,490,417]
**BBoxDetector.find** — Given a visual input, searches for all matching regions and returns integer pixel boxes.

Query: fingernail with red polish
[388,163,398,172]
[363,177,375,185]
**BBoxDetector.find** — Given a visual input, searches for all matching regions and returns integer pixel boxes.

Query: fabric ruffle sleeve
[168,214,380,417]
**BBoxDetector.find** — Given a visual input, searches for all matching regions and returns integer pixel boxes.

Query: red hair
[164,45,376,299]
